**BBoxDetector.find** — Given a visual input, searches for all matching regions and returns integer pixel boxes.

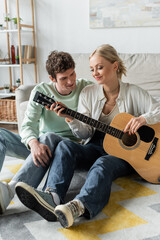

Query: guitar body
[103,113,160,184]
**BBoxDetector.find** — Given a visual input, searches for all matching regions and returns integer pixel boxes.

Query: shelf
[0,29,18,33]
[0,29,33,33]
[0,64,20,67]
[0,92,16,97]
[1,0,37,85]
[0,121,17,125]
[0,62,35,67]
[1,0,37,125]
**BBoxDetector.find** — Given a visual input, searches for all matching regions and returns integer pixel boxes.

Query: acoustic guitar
[33,91,160,184]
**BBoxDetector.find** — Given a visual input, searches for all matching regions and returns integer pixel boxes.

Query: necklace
[104,85,119,106]
[105,85,119,93]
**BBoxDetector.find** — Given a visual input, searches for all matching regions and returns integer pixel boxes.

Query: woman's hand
[45,102,73,121]
[124,116,146,134]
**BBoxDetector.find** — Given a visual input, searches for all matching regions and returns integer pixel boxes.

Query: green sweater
[20,79,93,147]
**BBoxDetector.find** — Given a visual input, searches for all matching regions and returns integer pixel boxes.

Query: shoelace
[45,188,57,205]
[68,201,84,219]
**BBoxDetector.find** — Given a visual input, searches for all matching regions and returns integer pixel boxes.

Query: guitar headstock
[33,91,56,108]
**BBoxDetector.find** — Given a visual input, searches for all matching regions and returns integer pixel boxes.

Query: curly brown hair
[46,51,75,79]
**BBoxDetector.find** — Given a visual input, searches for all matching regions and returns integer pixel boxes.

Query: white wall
[35,0,160,83]
[1,0,160,86]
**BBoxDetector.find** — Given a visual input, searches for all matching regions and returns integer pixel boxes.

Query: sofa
[16,52,160,131]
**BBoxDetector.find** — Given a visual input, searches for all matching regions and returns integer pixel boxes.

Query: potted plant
[16,78,21,87]
[4,16,11,29]
[0,24,3,30]
[12,17,23,29]
[4,84,10,93]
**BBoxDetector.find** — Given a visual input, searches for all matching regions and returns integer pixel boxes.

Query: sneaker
[15,182,57,221]
[55,200,85,228]
[0,181,14,214]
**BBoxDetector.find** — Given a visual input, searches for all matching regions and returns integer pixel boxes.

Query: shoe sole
[55,209,69,228]
[55,206,73,228]
[16,182,57,222]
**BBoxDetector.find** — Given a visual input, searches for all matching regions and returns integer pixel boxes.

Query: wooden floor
[0,124,18,133]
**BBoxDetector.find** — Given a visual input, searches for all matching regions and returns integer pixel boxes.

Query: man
[0,50,92,214]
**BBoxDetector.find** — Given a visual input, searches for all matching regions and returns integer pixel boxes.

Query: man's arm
[20,87,52,167]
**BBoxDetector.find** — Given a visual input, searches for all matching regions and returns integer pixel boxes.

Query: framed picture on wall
[90,0,160,28]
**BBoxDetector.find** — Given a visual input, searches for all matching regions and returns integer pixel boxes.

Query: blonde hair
[90,44,126,79]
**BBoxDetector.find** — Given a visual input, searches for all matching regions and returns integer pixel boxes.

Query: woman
[15,44,160,228]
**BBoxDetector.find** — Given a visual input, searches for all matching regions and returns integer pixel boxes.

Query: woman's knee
[90,155,115,175]
[57,140,80,159]
[92,155,132,179]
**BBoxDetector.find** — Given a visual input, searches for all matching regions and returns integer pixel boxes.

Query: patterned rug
[1,156,160,240]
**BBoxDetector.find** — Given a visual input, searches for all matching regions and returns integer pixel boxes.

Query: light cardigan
[67,81,160,144]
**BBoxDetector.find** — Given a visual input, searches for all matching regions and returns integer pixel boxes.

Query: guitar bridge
[145,137,158,160]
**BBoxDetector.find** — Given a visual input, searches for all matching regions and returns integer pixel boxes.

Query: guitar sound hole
[121,132,137,147]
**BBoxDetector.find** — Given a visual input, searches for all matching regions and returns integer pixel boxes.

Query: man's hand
[28,139,52,167]
[124,116,146,134]
[46,102,73,121]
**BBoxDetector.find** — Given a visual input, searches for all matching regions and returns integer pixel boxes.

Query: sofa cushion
[72,53,160,99]
[72,53,96,83]
[120,53,160,99]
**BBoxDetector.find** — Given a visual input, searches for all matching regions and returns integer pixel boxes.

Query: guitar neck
[62,107,123,139]
[33,91,123,140]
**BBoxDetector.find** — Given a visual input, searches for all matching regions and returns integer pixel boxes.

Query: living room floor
[1,124,160,240]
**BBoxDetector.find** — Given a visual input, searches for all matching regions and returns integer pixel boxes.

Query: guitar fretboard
[33,91,124,140]
[64,108,123,139]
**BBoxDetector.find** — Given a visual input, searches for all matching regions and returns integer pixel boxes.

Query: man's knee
[40,132,57,140]
[39,132,62,146]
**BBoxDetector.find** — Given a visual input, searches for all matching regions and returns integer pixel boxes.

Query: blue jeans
[0,128,64,188]
[44,131,134,219]
[0,128,30,171]
[12,132,64,188]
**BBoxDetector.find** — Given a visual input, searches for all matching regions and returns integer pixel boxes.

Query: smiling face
[50,68,76,95]
[89,54,118,86]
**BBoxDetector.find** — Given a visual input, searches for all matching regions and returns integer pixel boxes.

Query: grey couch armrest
[15,85,35,132]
